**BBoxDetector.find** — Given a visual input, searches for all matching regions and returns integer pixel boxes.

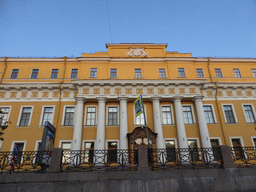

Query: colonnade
[71,96,212,150]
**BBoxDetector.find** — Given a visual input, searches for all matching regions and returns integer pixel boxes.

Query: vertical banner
[134,95,143,117]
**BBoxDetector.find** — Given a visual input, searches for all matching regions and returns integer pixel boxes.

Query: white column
[95,97,107,150]
[194,96,212,148]
[71,97,85,151]
[152,97,165,149]
[173,96,188,149]
[119,97,128,150]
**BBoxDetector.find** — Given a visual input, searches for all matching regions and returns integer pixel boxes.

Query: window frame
[159,68,166,78]
[10,69,19,79]
[178,68,186,78]
[251,69,256,78]
[134,68,142,78]
[51,69,59,79]
[39,105,55,127]
[16,106,34,127]
[210,137,222,146]
[222,104,238,124]
[203,104,217,124]
[106,105,119,126]
[134,104,147,126]
[196,68,204,78]
[31,69,39,79]
[84,106,97,126]
[90,68,97,78]
[250,136,256,147]
[10,141,27,152]
[34,140,42,151]
[182,104,196,124]
[233,69,241,78]
[161,105,175,125]
[71,69,78,79]
[62,105,76,126]
[215,68,223,78]
[0,106,12,126]
[241,103,256,123]
[110,68,117,78]
[164,138,178,148]
[59,140,72,149]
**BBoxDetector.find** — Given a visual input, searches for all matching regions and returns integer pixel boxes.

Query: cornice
[0,82,75,90]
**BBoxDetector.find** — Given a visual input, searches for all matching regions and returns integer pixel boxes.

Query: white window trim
[61,105,76,127]
[210,137,222,146]
[241,103,256,123]
[10,140,27,152]
[16,105,34,127]
[84,105,97,126]
[250,136,256,147]
[106,140,119,150]
[39,105,55,127]
[82,140,96,150]
[59,140,72,148]
[0,105,12,125]
[181,104,196,124]
[106,105,119,126]
[133,104,147,126]
[34,140,42,151]
[187,137,201,157]
[203,104,218,124]
[229,137,245,159]
[0,141,3,150]
[221,104,238,124]
[164,138,178,148]
[161,104,175,125]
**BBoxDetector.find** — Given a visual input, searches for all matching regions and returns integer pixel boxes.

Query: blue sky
[0,0,255,58]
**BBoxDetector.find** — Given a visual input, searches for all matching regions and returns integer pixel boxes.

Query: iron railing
[148,148,222,170]
[62,149,138,172]
[0,151,51,174]
[231,147,256,168]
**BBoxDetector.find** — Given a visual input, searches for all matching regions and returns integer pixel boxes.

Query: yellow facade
[0,43,256,152]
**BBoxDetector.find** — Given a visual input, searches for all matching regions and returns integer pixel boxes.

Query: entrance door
[232,139,244,160]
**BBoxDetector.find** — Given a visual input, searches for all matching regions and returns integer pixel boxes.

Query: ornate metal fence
[0,151,51,174]
[62,149,138,171]
[231,147,256,168]
[148,148,222,170]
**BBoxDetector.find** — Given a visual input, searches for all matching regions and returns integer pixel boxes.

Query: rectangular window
[108,142,117,164]
[253,138,256,147]
[19,107,32,126]
[51,69,58,79]
[210,139,220,161]
[183,106,194,124]
[31,69,39,79]
[159,68,166,78]
[110,68,117,78]
[178,68,185,78]
[0,107,10,126]
[61,142,71,163]
[136,112,145,125]
[231,139,244,160]
[64,107,75,126]
[84,142,94,164]
[162,106,172,124]
[90,68,97,78]
[233,69,241,78]
[196,69,204,78]
[165,140,176,162]
[223,105,235,123]
[71,69,78,78]
[41,107,54,126]
[13,143,24,152]
[135,68,142,78]
[215,69,223,78]
[108,107,118,126]
[86,107,96,126]
[251,69,256,78]
[188,140,199,160]
[243,105,255,123]
[10,69,19,79]
[203,106,215,124]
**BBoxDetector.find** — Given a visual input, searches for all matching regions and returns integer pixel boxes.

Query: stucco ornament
[127,48,147,57]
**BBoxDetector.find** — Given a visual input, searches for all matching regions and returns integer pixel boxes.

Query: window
[135,68,142,78]
[251,69,256,78]
[51,69,58,79]
[84,142,94,164]
[31,69,39,79]
[71,69,78,78]
[41,107,54,126]
[19,107,32,126]
[215,69,223,78]
[223,105,236,123]
[203,106,215,124]
[90,68,97,78]
[86,107,96,126]
[0,107,10,126]
[231,138,244,160]
[64,107,75,126]
[253,138,256,147]
[183,106,194,124]
[110,68,117,78]
[178,68,185,78]
[162,106,172,125]
[10,69,19,79]
[188,140,199,160]
[108,107,118,126]
[61,142,71,151]
[196,69,204,78]
[135,112,145,125]
[210,139,220,161]
[233,69,241,78]
[165,140,176,162]
[159,68,166,78]
[108,142,117,164]
[61,142,71,163]
[13,142,25,152]
[243,105,255,123]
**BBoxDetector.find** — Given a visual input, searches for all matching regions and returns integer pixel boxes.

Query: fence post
[137,146,150,171]
[48,148,63,173]
[220,145,236,168]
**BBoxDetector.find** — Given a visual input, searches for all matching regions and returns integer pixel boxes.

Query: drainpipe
[0,57,7,83]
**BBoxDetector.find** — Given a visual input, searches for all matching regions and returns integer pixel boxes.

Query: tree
[0,108,10,141]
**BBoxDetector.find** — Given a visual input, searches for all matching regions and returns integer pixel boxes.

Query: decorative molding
[127,48,147,57]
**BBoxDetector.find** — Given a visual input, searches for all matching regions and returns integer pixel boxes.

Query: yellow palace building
[0,43,256,153]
